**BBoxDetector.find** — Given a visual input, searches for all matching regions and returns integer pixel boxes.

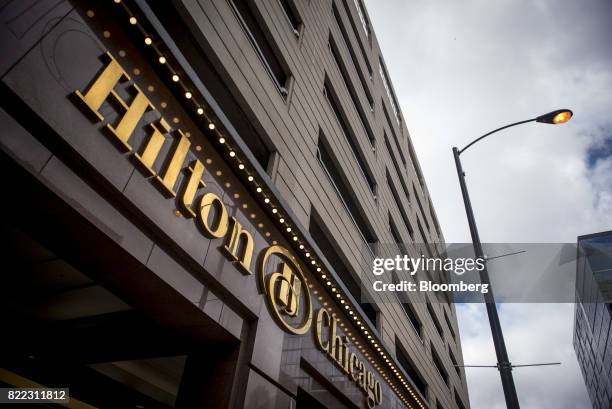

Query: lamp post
[452,109,573,409]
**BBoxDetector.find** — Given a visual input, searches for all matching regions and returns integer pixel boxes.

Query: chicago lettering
[315,308,382,408]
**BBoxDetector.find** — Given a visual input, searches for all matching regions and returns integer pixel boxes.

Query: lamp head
[536,109,573,124]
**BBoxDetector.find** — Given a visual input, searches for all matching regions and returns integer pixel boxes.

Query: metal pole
[453,146,521,409]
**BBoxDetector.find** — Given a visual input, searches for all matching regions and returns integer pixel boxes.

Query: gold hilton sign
[73,52,382,408]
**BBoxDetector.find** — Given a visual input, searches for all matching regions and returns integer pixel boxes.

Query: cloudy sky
[363,0,612,408]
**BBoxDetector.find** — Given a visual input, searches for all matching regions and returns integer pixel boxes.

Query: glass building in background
[0,1,469,408]
[574,230,612,409]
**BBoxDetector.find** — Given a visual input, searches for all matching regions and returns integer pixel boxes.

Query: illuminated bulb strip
[116,4,423,406]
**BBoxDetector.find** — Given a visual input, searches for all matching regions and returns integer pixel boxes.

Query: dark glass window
[382,103,407,165]
[417,217,433,259]
[329,36,375,145]
[414,187,432,233]
[427,303,444,338]
[379,59,400,124]
[444,309,457,341]
[317,134,377,245]
[352,0,370,38]
[448,345,460,377]
[429,202,441,238]
[389,214,403,245]
[340,0,372,75]
[323,81,376,195]
[278,0,301,35]
[309,211,378,327]
[431,343,449,386]
[402,303,422,338]
[396,340,428,397]
[147,1,272,170]
[331,4,373,105]
[386,169,413,241]
[229,0,289,96]
[455,391,467,409]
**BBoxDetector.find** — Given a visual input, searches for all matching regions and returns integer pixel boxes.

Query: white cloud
[456,304,589,409]
[364,0,612,407]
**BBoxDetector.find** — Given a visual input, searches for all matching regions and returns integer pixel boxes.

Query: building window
[328,36,375,145]
[387,173,412,237]
[429,202,441,239]
[353,0,369,38]
[384,134,408,195]
[431,343,449,386]
[382,103,407,165]
[455,391,467,409]
[386,172,414,246]
[229,0,290,97]
[448,346,460,377]
[309,210,378,327]
[389,213,403,245]
[390,271,422,339]
[403,304,422,338]
[444,309,457,342]
[339,0,372,75]
[332,3,373,97]
[323,80,376,195]
[379,59,400,125]
[277,0,302,36]
[427,303,444,339]
[147,1,273,170]
[396,339,428,397]
[414,187,432,234]
[407,141,425,190]
[315,136,377,245]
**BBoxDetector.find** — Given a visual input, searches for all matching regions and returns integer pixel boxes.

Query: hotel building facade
[574,230,612,409]
[0,1,469,408]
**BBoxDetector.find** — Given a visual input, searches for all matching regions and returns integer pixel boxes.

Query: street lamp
[452,109,572,409]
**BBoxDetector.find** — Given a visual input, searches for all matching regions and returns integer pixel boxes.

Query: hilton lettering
[73,52,253,274]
